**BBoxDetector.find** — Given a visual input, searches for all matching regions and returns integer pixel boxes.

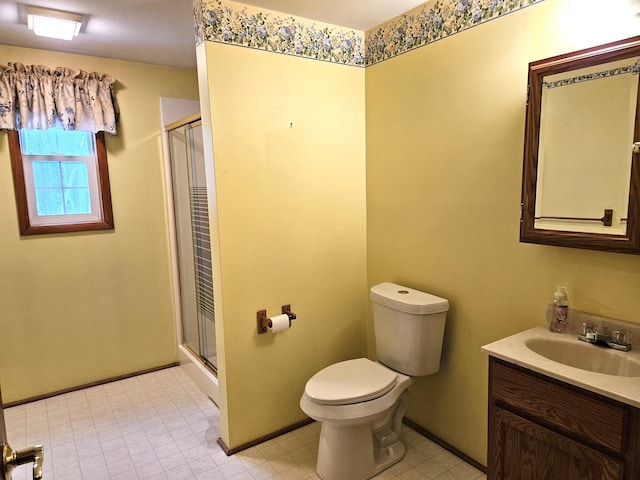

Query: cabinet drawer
[491,406,624,480]
[490,359,628,453]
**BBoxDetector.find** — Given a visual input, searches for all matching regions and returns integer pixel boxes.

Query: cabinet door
[489,406,624,480]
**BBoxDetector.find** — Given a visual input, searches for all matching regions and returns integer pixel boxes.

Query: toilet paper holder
[257,305,297,334]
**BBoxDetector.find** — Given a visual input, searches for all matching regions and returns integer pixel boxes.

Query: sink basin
[525,337,640,377]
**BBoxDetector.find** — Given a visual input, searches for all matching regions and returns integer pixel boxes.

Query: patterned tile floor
[4,367,486,480]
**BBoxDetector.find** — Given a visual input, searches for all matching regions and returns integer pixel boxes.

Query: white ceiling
[0,0,427,69]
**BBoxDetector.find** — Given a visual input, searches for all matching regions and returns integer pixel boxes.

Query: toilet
[300,282,449,480]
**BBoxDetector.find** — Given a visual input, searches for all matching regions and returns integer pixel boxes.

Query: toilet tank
[370,282,449,376]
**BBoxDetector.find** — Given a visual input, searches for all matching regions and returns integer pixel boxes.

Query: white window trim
[23,153,104,227]
[7,130,115,236]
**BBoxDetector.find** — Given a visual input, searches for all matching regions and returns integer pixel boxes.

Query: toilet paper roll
[268,313,290,333]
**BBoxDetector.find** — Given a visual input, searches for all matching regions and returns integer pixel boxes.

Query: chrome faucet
[578,322,632,352]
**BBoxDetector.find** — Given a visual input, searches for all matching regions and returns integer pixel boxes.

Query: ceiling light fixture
[26,6,83,41]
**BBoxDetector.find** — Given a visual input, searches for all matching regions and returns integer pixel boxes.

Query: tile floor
[4,366,486,480]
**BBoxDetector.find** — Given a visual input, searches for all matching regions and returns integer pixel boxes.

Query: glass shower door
[168,119,217,370]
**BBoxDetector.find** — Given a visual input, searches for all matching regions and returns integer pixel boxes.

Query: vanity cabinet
[488,357,640,480]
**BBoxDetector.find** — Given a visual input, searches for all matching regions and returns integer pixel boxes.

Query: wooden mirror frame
[520,35,640,254]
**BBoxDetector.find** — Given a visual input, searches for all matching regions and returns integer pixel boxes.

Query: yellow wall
[0,45,199,403]
[199,42,368,448]
[366,0,640,464]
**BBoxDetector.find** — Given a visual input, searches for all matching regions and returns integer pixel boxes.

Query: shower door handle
[2,442,44,479]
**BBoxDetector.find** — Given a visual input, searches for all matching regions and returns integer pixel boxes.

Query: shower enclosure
[167,116,217,371]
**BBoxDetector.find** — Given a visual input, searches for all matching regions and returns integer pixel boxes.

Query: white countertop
[482,325,640,408]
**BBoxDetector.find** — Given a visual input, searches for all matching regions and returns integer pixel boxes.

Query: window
[8,129,114,235]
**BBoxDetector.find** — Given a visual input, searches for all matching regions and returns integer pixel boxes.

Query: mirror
[521,35,640,254]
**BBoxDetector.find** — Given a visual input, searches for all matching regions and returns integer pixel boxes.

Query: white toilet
[300,282,449,480]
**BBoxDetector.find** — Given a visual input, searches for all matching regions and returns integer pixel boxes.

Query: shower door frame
[165,114,217,373]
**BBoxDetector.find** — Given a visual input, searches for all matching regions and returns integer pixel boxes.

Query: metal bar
[535,209,613,226]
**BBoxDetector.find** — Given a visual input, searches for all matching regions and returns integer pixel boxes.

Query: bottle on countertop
[550,286,569,333]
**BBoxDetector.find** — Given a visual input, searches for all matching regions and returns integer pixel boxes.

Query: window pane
[19,129,93,156]
[61,162,89,188]
[35,189,64,215]
[33,161,62,188]
[64,188,91,214]
[57,131,92,156]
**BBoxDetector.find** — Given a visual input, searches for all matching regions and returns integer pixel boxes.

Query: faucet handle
[607,329,632,351]
[612,329,630,345]
[582,322,597,338]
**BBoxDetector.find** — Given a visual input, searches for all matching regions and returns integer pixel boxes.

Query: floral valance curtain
[0,63,118,134]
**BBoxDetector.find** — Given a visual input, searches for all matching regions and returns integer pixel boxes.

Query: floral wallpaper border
[193,0,546,67]
[365,0,544,66]
[543,59,640,89]
[194,0,365,66]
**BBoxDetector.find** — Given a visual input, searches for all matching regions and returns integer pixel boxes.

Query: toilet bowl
[300,282,449,480]
[300,358,412,480]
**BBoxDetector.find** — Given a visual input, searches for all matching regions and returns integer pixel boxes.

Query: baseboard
[217,418,315,456]
[3,362,180,408]
[216,415,486,474]
[403,417,487,474]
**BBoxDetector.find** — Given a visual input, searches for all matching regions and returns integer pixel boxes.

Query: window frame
[8,130,115,235]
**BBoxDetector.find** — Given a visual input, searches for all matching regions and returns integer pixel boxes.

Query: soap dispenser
[550,286,569,333]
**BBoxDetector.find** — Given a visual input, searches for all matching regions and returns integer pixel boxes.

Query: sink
[525,337,640,377]
[482,321,640,407]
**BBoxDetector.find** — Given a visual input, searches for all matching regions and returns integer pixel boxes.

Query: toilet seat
[304,358,398,405]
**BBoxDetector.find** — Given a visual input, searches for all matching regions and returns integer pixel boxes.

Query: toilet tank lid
[370,282,449,314]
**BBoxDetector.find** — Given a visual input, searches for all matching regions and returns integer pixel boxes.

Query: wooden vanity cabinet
[488,357,640,480]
